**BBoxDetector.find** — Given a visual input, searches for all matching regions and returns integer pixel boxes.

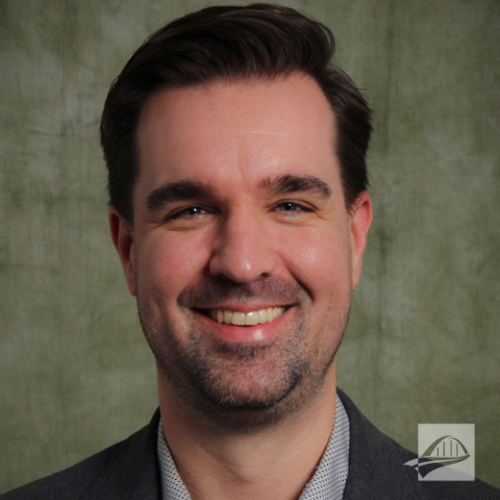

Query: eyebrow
[259,174,332,199]
[145,174,332,213]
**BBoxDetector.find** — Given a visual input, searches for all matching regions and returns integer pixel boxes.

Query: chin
[187,371,308,434]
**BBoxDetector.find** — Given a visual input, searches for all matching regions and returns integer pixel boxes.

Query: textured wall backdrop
[1,0,499,492]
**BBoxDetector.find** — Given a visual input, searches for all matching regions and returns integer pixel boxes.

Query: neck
[158,369,337,500]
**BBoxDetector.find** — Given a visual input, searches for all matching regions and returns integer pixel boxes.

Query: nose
[208,209,277,283]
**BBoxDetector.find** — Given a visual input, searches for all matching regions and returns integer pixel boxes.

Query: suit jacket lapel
[339,390,422,500]
[83,410,162,500]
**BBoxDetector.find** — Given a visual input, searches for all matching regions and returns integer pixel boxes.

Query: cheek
[136,230,212,301]
[278,228,351,301]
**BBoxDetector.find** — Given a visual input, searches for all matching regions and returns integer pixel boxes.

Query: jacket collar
[338,389,421,500]
[84,409,162,500]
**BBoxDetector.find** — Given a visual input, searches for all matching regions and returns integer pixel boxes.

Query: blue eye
[277,202,303,212]
[171,206,206,219]
[184,206,205,215]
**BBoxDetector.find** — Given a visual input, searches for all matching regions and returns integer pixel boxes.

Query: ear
[348,191,373,291]
[109,207,137,296]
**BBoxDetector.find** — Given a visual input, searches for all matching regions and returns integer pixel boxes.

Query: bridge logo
[404,424,474,481]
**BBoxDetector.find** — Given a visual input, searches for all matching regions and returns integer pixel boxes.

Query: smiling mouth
[205,307,286,326]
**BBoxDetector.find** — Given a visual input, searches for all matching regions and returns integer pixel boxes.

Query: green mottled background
[1,0,499,492]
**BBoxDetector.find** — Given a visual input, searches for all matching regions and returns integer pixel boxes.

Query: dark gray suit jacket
[2,390,498,499]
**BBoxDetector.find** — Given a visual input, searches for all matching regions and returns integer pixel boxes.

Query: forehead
[136,74,340,194]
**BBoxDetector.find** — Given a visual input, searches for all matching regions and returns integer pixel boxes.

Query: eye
[168,205,207,220]
[275,201,311,213]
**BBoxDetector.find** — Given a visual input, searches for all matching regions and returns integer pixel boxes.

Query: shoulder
[0,410,161,500]
[338,389,499,500]
[1,442,124,500]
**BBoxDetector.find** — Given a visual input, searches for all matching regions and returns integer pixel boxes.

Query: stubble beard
[137,277,351,433]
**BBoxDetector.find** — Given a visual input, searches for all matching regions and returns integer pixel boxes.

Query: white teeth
[209,307,285,326]
[217,310,224,324]
[258,309,267,323]
[232,312,246,326]
[245,311,258,326]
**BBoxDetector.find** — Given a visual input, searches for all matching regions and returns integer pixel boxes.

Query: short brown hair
[100,3,372,222]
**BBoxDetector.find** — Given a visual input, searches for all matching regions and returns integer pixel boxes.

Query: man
[2,4,497,499]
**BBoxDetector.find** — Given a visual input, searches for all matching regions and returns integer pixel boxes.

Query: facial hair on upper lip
[177,274,310,312]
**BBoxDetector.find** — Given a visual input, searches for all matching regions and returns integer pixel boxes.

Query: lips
[208,307,286,326]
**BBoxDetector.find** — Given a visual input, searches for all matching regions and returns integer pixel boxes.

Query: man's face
[111,74,372,430]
